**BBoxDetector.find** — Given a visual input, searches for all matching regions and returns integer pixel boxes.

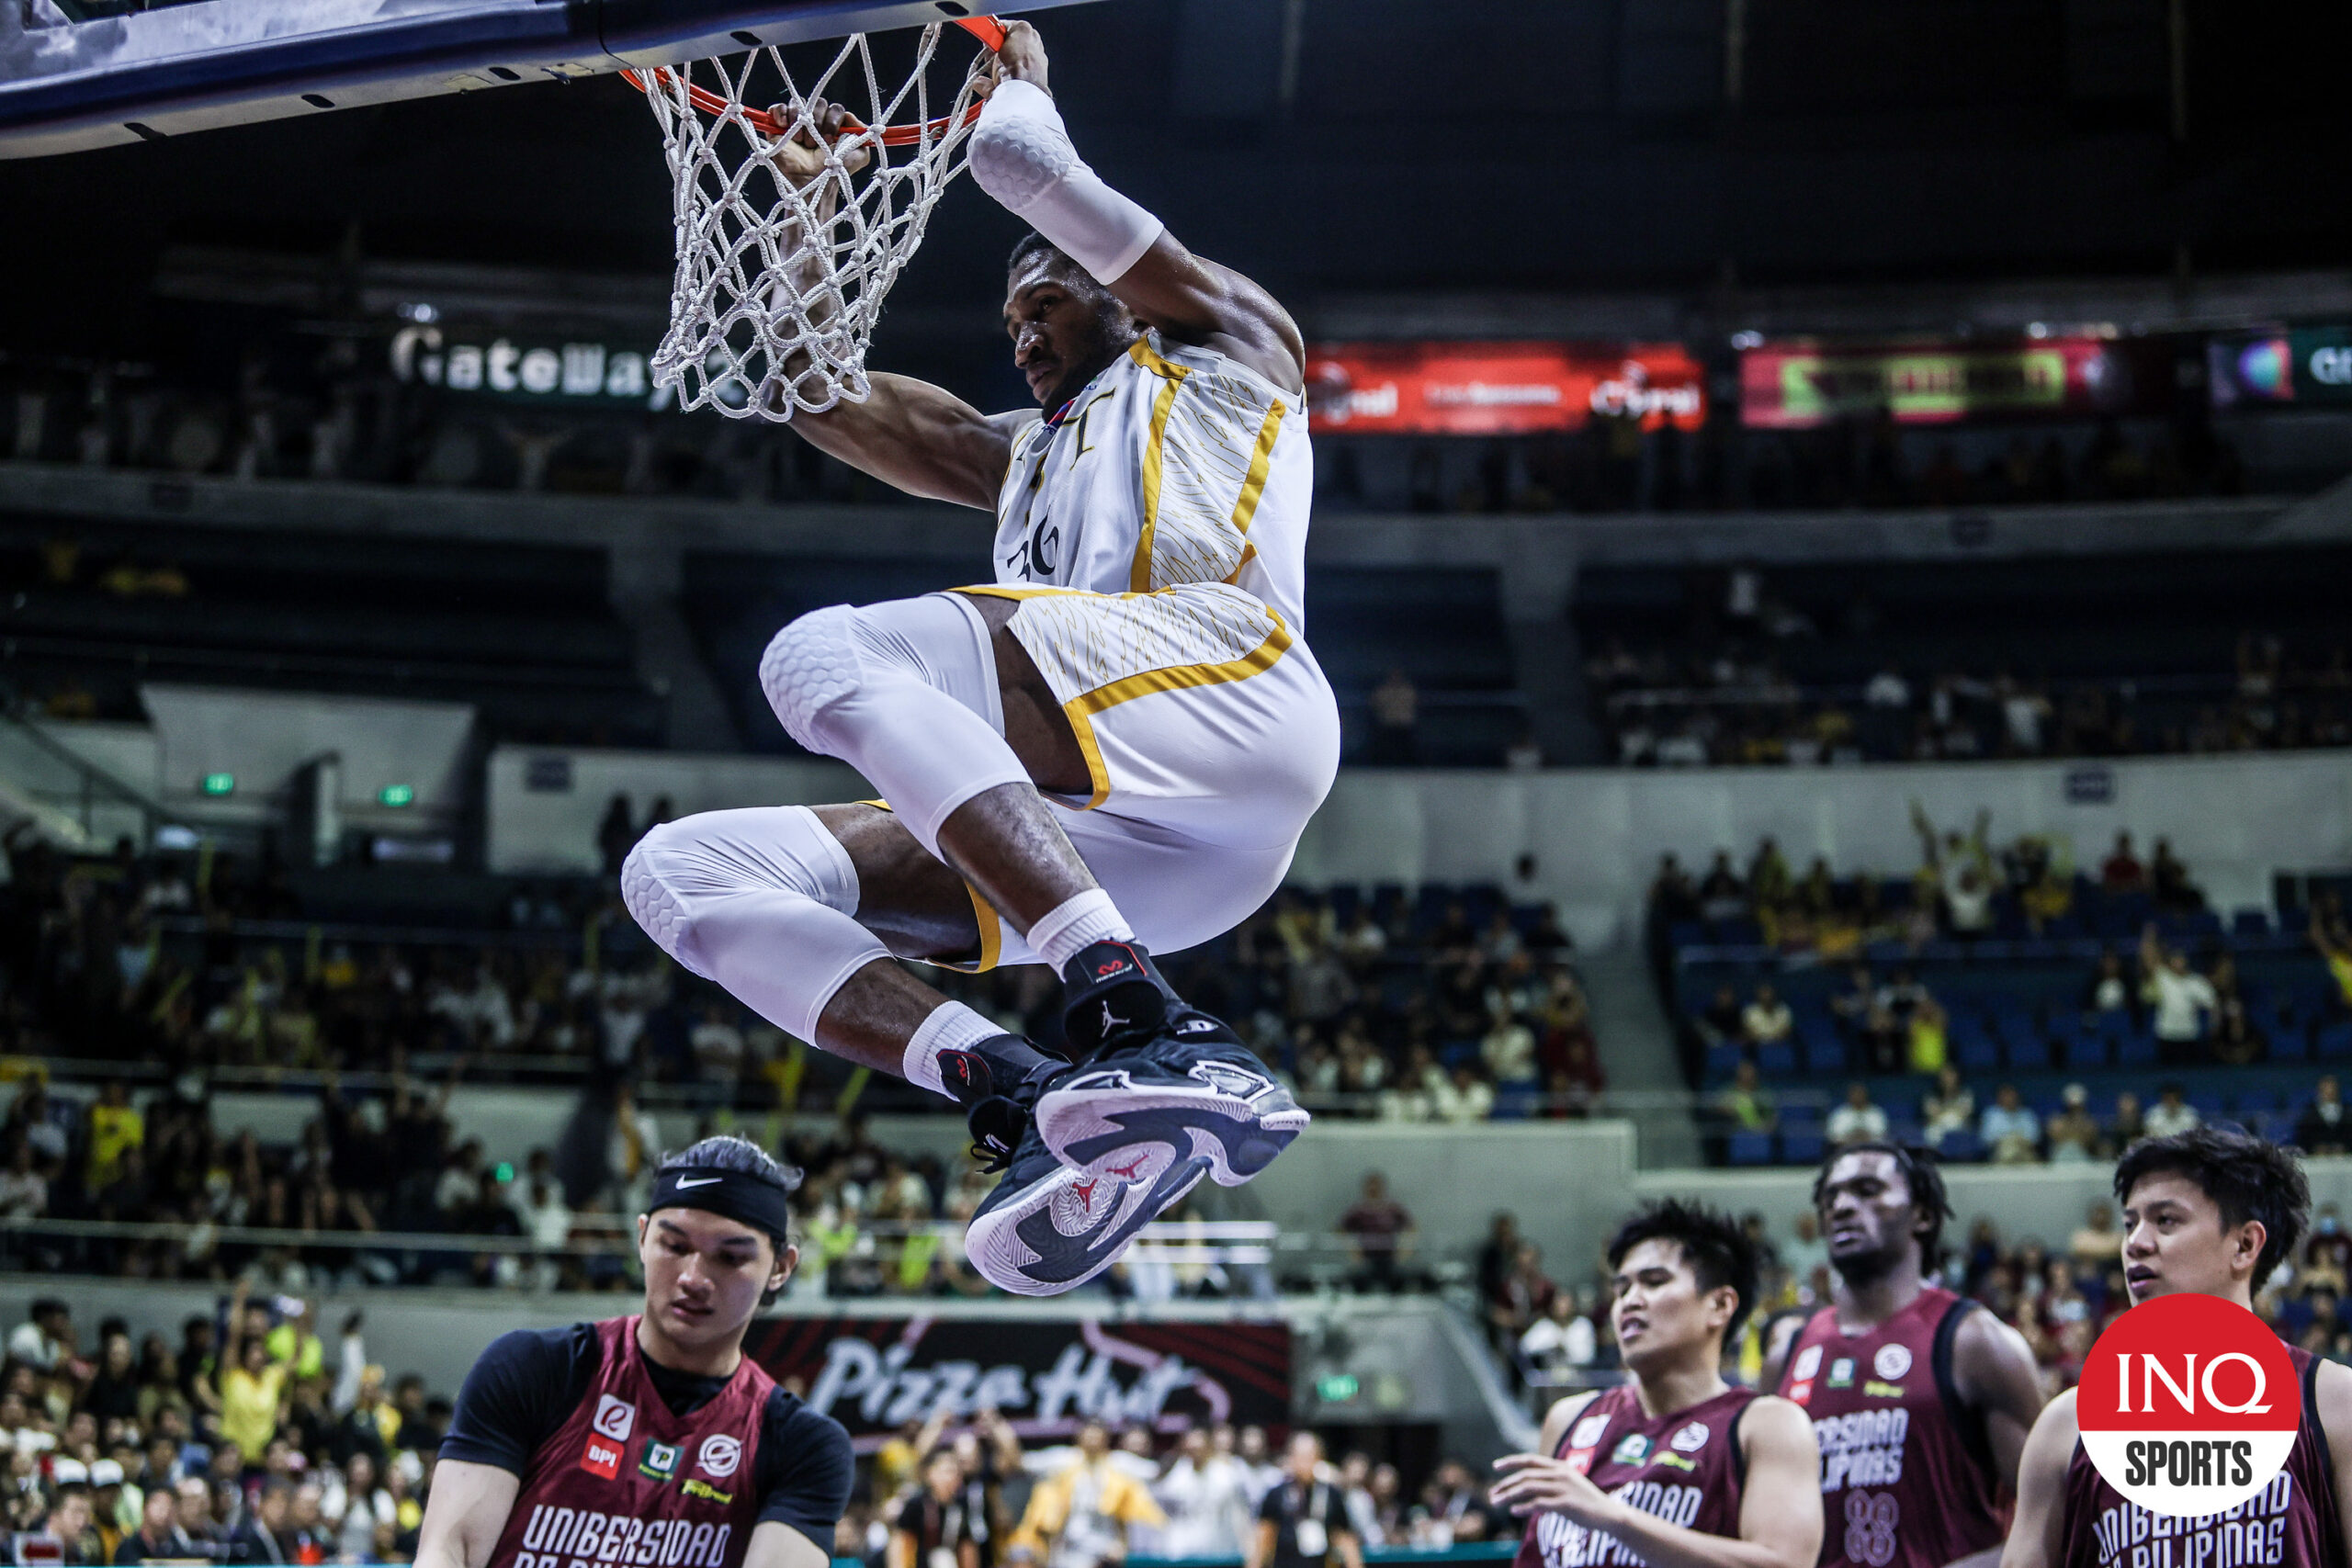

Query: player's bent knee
[618,830,709,976]
[758,604,866,751]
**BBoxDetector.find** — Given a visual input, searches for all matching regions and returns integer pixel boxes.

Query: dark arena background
[1,0,2350,1565]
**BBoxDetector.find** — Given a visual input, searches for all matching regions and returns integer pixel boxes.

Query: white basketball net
[633,27,992,421]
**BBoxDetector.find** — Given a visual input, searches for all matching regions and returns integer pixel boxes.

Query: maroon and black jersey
[1511,1382,1758,1568]
[2064,1346,2348,1568]
[1778,1286,2003,1568]
[471,1316,826,1568]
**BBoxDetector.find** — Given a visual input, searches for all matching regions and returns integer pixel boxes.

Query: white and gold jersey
[991,331,1309,630]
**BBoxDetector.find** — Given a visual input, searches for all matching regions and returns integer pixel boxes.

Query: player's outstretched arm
[412,1458,521,1568]
[752,101,1016,510]
[970,22,1306,398]
[1491,1395,1820,1568]
[790,373,1023,511]
[1999,1390,2079,1568]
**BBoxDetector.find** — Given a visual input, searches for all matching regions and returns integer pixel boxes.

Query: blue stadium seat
[2116,1030,2159,1066]
[1706,1041,1746,1077]
[1758,1041,1799,1077]
[2007,1032,2052,1071]
[2273,1027,2312,1063]
[1729,1132,1775,1166]
[1781,1131,1826,1165]
[2189,1092,2227,1123]
[1939,1130,1985,1162]
[1802,1032,1849,1076]
[2233,908,2273,939]
[2321,1022,2352,1060]
[2280,907,2312,937]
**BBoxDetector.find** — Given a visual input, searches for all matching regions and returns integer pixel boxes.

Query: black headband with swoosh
[647,1166,794,1238]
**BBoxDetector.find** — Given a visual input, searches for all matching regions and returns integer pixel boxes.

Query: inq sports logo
[2076,1294,2301,1516]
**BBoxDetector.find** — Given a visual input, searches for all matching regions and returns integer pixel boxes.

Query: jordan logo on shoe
[1101,1002,1125,1032]
[1072,1179,1098,1212]
[1106,1155,1149,1179]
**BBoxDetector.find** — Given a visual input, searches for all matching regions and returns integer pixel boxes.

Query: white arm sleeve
[970,78,1164,285]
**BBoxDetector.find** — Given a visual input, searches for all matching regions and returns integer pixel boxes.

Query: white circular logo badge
[1669,1422,1710,1453]
[698,1434,743,1479]
[2077,1294,2299,1517]
[1873,1345,1913,1381]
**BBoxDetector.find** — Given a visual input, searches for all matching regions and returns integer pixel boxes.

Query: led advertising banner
[1306,342,1706,434]
[2207,328,2352,408]
[1738,337,2142,428]
[752,1314,1292,1452]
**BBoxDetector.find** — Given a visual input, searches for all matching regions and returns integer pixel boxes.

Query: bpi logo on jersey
[1788,1344,1824,1405]
[2077,1292,2301,1517]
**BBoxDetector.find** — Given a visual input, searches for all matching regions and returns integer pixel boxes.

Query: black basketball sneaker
[1035,941,1311,1190]
[960,1078,1211,1296]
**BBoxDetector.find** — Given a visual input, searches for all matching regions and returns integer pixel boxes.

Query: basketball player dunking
[620,18,1336,1295]
[415,1137,851,1568]
[2003,1127,2352,1568]
[1491,1201,1823,1568]
[1760,1144,2044,1568]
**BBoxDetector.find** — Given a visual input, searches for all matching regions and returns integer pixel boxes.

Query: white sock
[903,1000,1011,1098]
[1028,888,1136,972]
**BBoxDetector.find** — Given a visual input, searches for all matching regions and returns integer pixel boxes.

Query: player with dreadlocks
[1761,1144,2044,1568]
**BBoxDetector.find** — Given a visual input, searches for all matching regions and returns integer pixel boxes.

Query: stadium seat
[1781,1131,1826,1165]
[1758,1041,1799,1077]
[2233,908,2273,939]
[2321,1023,2352,1060]
[2116,1030,2159,1066]
[2273,1027,2312,1062]
[1939,1130,1985,1162]
[1729,1132,1775,1166]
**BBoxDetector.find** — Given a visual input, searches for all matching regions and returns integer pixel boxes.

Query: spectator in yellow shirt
[84,1082,143,1192]
[217,1281,290,1463]
[1009,1421,1165,1568]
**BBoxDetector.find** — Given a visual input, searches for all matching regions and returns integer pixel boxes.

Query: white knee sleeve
[759,596,1033,857]
[621,807,885,1043]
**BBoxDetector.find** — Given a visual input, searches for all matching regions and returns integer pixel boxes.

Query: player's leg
[761,592,1169,1055]
[622,798,1203,1296]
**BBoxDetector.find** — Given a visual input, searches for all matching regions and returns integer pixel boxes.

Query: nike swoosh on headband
[674,1176,723,1189]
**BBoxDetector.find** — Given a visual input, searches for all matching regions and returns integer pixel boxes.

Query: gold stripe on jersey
[1062,612,1296,808]
[1124,338,1291,597]
[1230,400,1287,536]
[950,582,1296,810]
[1132,345,1192,592]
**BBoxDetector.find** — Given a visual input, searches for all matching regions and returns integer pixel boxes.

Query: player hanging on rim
[621,20,1339,1294]
[1758,1143,2044,1568]
[1490,1200,1824,1568]
[414,1136,852,1568]
[2002,1127,2352,1568]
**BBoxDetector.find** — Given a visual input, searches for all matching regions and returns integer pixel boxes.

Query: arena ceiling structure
[2,0,2348,376]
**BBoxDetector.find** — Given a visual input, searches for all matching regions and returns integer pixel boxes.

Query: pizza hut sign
[752,1315,1291,1452]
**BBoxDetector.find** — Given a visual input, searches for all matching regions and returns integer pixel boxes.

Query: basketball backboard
[0,0,1097,160]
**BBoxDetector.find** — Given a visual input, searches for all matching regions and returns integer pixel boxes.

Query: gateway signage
[1306,342,1706,434]
[390,325,651,401]
[752,1314,1290,1451]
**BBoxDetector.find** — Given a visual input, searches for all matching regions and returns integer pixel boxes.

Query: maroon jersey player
[416,1136,851,1568]
[2005,1128,2352,1568]
[1493,1200,1822,1568]
[1762,1144,2043,1568]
